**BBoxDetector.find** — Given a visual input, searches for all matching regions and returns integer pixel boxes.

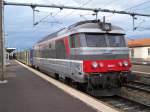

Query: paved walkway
[0,60,96,112]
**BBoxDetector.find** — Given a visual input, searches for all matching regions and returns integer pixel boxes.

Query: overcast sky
[4,0,150,50]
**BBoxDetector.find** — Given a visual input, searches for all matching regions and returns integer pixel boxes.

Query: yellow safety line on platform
[16,60,119,112]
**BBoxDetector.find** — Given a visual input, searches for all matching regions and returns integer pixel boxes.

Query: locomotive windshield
[85,33,126,47]
[107,35,126,47]
[86,34,107,47]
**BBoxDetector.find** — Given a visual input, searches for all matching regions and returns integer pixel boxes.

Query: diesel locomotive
[16,20,134,96]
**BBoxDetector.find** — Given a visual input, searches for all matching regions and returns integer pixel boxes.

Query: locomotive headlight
[99,62,104,67]
[92,62,98,68]
[118,62,123,66]
[123,61,128,66]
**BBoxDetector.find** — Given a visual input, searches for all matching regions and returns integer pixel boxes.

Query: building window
[148,48,150,55]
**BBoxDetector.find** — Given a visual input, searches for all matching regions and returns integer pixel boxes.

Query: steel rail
[100,95,150,111]
[125,81,150,93]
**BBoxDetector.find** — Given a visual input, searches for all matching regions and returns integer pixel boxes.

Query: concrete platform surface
[0,60,97,112]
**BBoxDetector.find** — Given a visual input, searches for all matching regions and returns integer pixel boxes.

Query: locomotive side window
[107,35,126,47]
[85,34,107,47]
[70,36,75,48]
[69,34,80,48]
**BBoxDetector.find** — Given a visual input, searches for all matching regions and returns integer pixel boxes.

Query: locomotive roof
[37,20,124,44]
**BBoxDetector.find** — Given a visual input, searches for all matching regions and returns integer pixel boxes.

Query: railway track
[125,81,150,93]
[99,96,150,112]
[65,81,150,112]
[67,80,150,111]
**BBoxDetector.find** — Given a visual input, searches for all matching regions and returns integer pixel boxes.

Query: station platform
[0,60,119,112]
[0,60,97,112]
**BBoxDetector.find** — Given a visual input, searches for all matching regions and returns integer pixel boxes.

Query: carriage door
[56,39,66,59]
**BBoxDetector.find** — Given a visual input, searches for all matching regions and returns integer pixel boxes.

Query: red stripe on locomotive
[64,37,70,56]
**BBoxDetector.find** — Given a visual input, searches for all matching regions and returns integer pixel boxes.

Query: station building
[128,38,150,64]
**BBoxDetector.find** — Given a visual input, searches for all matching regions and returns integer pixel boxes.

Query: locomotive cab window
[85,33,126,47]
[85,33,107,47]
[107,35,126,47]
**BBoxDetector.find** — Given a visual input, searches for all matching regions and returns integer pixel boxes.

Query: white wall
[130,46,150,61]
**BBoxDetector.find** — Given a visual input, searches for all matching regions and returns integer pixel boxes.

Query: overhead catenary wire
[4,1,150,17]
[80,0,123,19]
[102,0,121,8]
[33,8,62,26]
[123,1,150,31]
[133,6,150,11]
[58,0,93,21]
[103,0,150,30]
[127,0,150,11]
[4,1,150,32]
[104,0,149,17]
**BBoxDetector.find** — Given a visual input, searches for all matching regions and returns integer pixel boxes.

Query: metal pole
[0,0,6,83]
[132,16,135,31]
[31,5,36,26]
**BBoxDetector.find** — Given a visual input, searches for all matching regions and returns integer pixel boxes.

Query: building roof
[128,38,150,47]
[6,48,16,53]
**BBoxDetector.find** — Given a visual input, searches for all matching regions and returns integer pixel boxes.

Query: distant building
[128,38,150,64]
[5,48,16,65]
[6,48,16,60]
